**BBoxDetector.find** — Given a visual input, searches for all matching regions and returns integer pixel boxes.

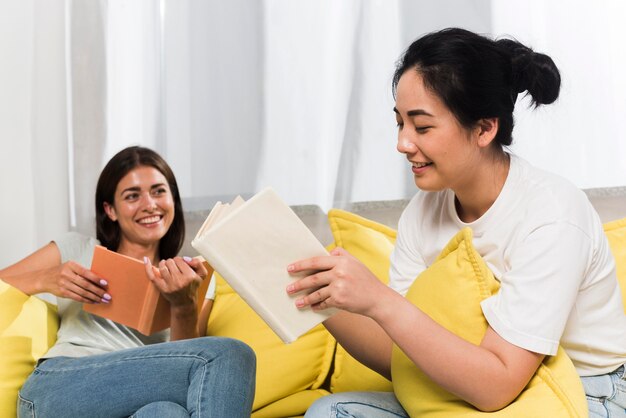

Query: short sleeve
[481,222,591,355]
[53,232,99,268]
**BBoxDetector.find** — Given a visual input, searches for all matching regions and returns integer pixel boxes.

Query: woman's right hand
[43,261,110,304]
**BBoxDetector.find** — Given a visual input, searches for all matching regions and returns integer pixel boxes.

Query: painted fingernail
[143,256,149,264]
[103,293,112,300]
[287,264,294,272]
[295,299,304,308]
[183,256,192,263]
[101,297,110,303]
[99,279,108,286]
[286,284,294,293]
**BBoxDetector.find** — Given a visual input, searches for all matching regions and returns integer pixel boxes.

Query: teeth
[413,162,432,168]
[138,216,161,224]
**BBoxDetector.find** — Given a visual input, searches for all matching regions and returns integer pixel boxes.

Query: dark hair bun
[497,38,561,106]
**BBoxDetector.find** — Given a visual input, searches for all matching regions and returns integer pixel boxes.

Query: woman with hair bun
[289,28,626,417]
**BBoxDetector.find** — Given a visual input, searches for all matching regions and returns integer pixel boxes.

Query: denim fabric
[17,337,256,418]
[581,365,626,418]
[304,391,409,418]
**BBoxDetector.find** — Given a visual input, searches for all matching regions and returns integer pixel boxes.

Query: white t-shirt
[389,154,626,376]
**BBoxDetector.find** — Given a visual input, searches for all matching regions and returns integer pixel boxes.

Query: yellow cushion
[0,280,58,417]
[604,217,626,311]
[391,228,587,417]
[327,209,394,393]
[251,389,329,418]
[207,274,335,414]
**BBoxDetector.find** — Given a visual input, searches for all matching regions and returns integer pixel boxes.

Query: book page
[192,188,335,343]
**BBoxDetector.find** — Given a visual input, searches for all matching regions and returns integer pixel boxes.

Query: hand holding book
[191,187,336,343]
[84,246,213,335]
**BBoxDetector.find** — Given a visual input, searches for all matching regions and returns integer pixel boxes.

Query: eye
[152,187,168,196]
[123,192,139,201]
[416,126,431,134]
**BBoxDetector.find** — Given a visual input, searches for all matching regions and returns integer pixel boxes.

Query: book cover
[84,246,213,335]
[191,187,336,344]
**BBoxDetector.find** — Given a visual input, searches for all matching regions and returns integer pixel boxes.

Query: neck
[116,240,160,264]
[454,152,510,223]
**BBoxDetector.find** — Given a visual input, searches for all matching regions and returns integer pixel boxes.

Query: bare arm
[288,248,544,412]
[197,298,214,336]
[1,242,108,303]
[322,311,393,379]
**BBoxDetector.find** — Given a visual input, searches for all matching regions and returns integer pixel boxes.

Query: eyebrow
[393,107,434,117]
[120,183,167,194]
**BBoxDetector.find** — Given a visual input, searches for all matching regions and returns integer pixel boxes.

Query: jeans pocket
[17,394,35,418]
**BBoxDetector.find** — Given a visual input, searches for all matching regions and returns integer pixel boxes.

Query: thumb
[330,247,349,256]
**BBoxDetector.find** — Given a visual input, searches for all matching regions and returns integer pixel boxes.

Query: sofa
[2,186,626,417]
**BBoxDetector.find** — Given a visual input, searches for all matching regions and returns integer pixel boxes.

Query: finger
[295,286,331,309]
[287,270,333,294]
[144,257,159,282]
[330,247,349,256]
[164,258,184,276]
[287,255,339,274]
[158,260,173,282]
[182,256,209,278]
[64,277,109,304]
[73,273,110,301]
[70,262,108,288]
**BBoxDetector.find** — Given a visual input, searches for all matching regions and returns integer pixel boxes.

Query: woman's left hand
[144,256,208,308]
[286,247,391,317]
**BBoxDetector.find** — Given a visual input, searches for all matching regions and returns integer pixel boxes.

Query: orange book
[84,245,213,335]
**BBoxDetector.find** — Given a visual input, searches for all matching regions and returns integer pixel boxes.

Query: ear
[103,202,117,222]
[475,118,499,148]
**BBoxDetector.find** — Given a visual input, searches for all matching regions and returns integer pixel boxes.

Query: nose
[142,193,158,211]
[396,136,418,155]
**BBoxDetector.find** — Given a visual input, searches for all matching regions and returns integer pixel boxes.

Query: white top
[389,154,626,376]
[44,232,215,359]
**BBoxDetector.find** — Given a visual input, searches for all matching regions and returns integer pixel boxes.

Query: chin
[413,179,444,193]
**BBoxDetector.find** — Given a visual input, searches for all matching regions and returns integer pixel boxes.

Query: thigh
[305,391,408,418]
[18,337,247,418]
[581,366,626,418]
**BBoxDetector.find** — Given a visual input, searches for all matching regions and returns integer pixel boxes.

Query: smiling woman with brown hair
[1,146,256,418]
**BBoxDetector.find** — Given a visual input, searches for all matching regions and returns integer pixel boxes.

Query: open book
[84,246,213,335]
[191,187,336,343]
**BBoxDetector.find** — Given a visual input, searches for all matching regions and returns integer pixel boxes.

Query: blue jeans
[17,337,256,418]
[304,391,409,418]
[581,365,626,417]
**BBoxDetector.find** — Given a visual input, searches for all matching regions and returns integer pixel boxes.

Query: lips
[137,215,163,225]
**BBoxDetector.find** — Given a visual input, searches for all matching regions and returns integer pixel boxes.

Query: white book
[191,187,336,343]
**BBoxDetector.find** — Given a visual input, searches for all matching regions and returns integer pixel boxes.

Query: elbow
[468,389,522,413]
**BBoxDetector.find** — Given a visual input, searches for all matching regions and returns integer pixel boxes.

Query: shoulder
[54,232,100,266]
[509,155,595,227]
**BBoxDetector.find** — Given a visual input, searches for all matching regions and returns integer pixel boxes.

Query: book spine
[192,240,298,343]
[138,281,161,335]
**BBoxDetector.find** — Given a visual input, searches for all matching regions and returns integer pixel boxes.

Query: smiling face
[394,70,490,193]
[103,165,175,252]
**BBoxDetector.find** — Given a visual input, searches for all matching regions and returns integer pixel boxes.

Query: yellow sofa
[2,189,626,417]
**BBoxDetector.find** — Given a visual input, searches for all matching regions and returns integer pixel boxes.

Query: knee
[222,338,256,369]
[304,395,336,417]
[196,337,256,370]
[131,401,189,418]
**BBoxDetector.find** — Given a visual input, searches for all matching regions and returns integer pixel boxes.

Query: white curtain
[0,0,69,267]
[492,0,626,189]
[3,0,625,267]
[71,0,493,235]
